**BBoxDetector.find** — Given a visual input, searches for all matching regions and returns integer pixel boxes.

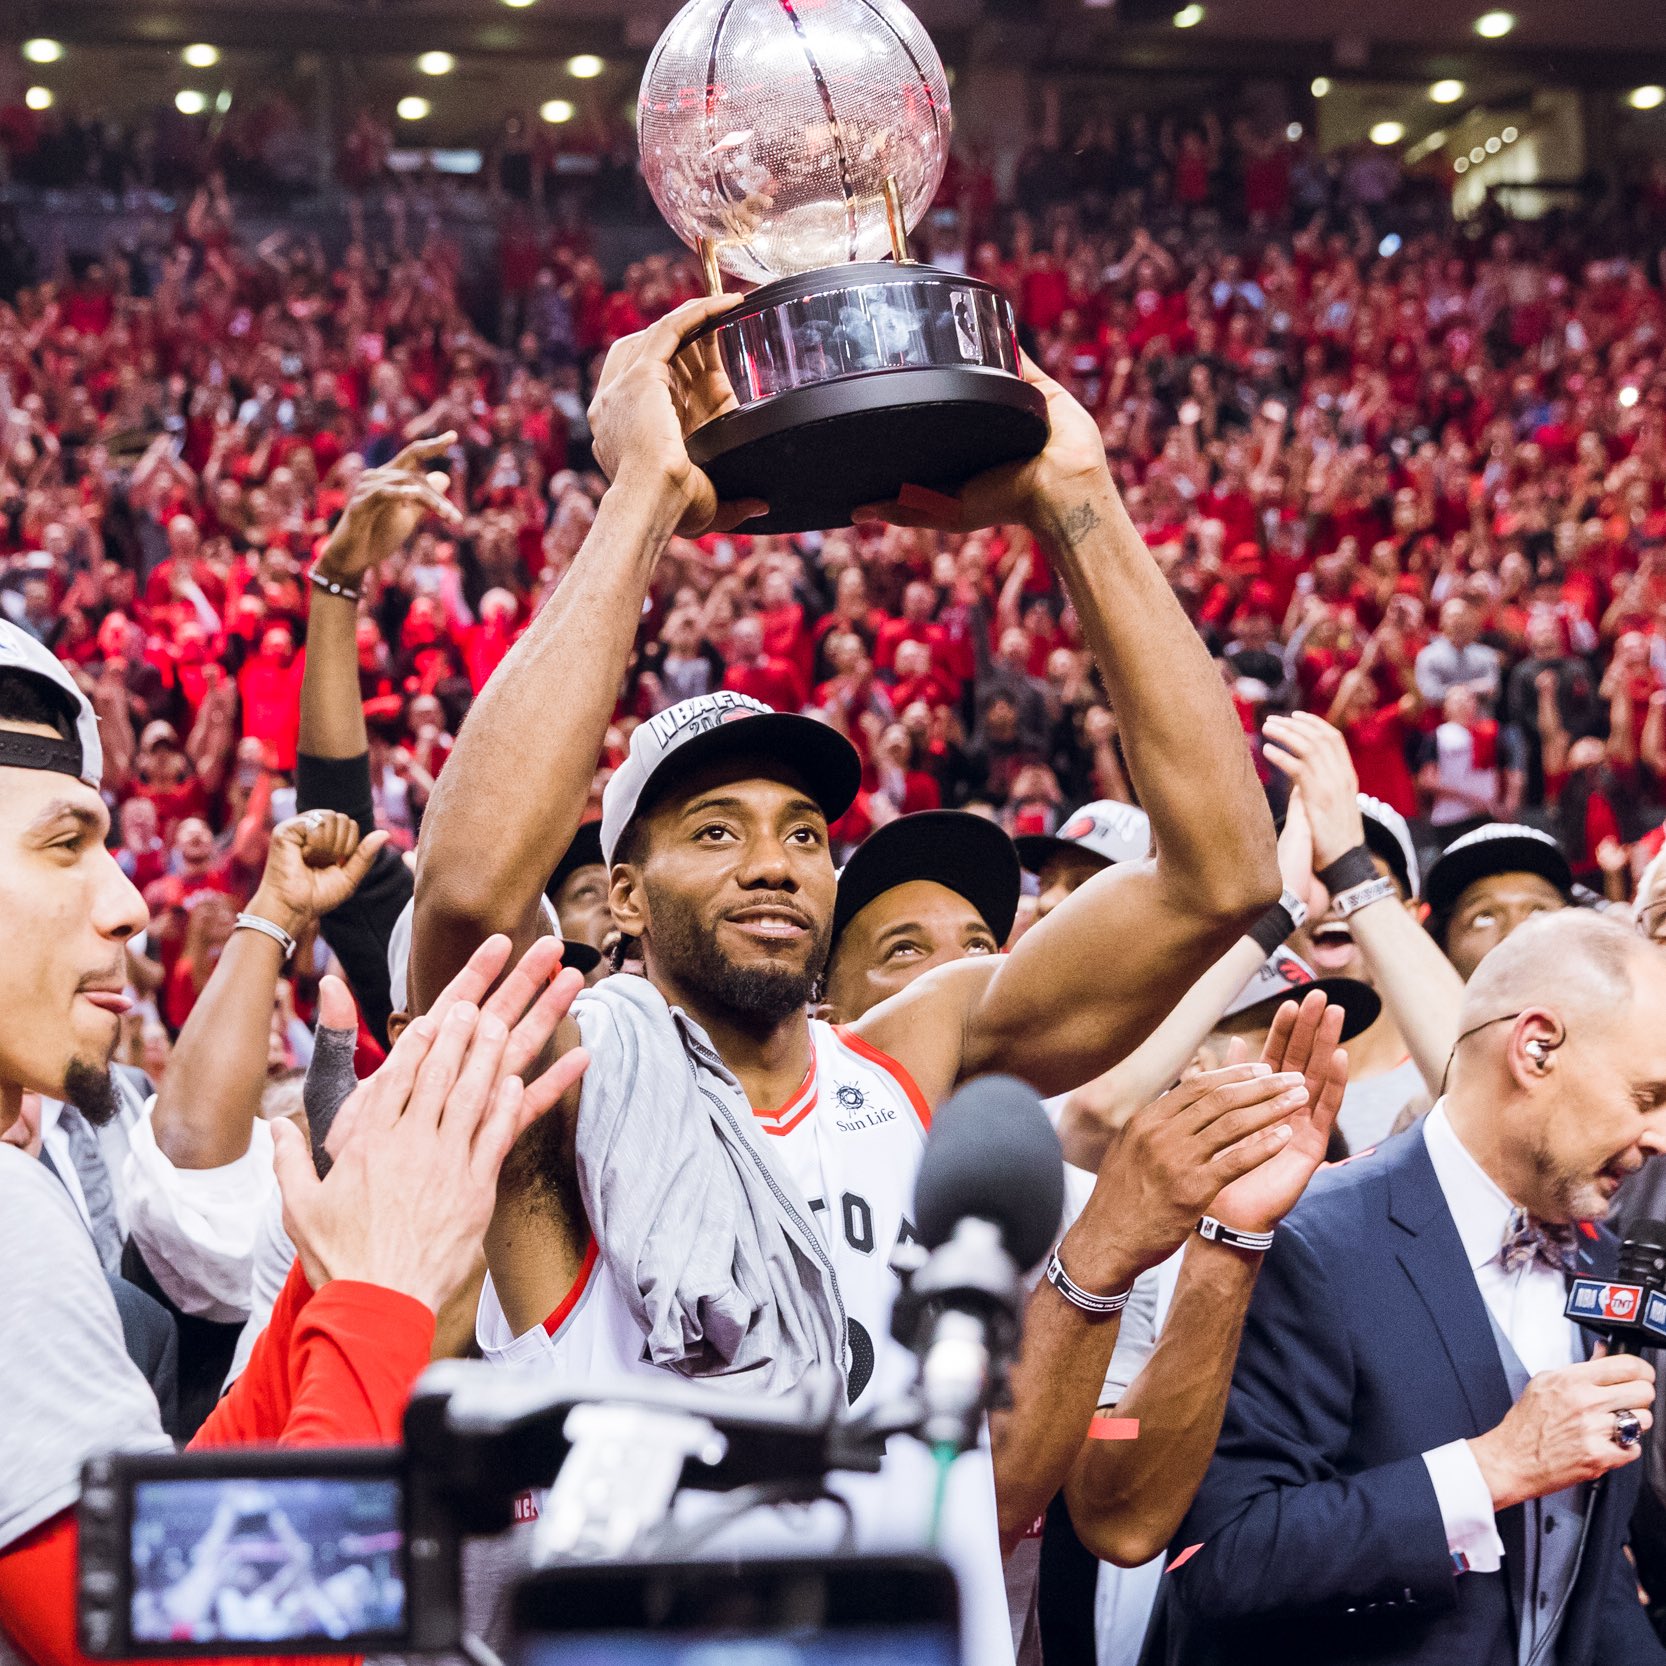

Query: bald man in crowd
[1163,910,1666,1666]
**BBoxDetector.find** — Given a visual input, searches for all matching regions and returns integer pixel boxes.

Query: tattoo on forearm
[1058,501,1102,548]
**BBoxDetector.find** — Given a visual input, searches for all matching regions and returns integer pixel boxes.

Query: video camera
[78,1075,1065,1665]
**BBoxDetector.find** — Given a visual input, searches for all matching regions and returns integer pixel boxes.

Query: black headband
[0,729,86,778]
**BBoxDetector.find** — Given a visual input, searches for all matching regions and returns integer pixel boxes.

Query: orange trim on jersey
[752,1038,819,1137]
[832,1025,933,1132]
[543,1235,599,1336]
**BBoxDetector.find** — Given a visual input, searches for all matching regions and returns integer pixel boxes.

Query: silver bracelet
[1198,1215,1275,1253]
[1045,1249,1133,1317]
[309,568,361,603]
[1329,874,1399,920]
[234,912,298,963]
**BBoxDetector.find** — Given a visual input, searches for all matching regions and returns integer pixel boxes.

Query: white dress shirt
[1419,1100,1579,1573]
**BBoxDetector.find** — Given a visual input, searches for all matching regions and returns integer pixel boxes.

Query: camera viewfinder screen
[130,1477,406,1646]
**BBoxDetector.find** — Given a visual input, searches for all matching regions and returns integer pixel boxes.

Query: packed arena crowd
[6,86,1666,1666]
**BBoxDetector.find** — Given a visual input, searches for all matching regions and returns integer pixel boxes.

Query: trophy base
[686,366,1048,536]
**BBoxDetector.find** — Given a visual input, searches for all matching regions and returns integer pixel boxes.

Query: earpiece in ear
[1527,1039,1550,1069]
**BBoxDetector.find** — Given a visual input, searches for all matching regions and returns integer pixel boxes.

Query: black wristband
[1318,843,1377,896]
[1249,901,1294,956]
[1247,886,1309,956]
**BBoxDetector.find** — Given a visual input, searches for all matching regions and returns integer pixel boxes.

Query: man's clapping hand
[1064,1058,1314,1292]
[273,934,589,1315]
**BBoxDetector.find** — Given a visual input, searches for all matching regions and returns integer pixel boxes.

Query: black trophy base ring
[685,366,1048,536]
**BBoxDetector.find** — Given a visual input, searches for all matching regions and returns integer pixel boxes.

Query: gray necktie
[58,1103,124,1274]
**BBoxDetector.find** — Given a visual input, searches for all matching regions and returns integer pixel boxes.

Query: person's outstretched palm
[1210,991,1349,1234]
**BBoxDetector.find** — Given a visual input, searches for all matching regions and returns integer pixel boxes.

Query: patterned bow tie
[1500,1206,1580,1275]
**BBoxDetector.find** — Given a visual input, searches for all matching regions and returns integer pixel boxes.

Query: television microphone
[893,1074,1065,1454]
[1564,1218,1666,1355]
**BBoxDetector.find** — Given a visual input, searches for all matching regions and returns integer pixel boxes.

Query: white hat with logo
[600,692,862,867]
[1014,798,1152,875]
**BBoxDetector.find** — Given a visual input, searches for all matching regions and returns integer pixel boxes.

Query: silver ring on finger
[304,810,329,827]
[1613,1409,1644,1450]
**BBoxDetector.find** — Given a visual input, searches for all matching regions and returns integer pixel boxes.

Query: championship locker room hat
[1423,823,1574,940]
[1221,945,1381,1043]
[832,811,1022,951]
[1014,799,1152,876]
[1359,795,1420,901]
[0,622,102,787]
[600,692,862,867]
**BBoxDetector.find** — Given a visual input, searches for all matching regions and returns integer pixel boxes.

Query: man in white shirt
[1160,908,1666,1666]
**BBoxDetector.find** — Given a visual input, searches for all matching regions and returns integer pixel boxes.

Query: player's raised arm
[411,295,753,1010]
[857,356,1279,1096]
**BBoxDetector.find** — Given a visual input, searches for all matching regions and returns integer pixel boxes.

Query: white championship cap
[1014,798,1153,875]
[0,621,103,787]
[599,692,862,867]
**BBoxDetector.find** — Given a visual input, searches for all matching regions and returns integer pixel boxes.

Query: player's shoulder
[849,955,997,1106]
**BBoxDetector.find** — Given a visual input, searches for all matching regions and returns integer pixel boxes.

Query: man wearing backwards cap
[821,809,1021,1023]
[413,297,1283,1665]
[1424,821,1576,981]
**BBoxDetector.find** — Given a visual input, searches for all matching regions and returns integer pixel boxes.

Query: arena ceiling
[15,0,1665,77]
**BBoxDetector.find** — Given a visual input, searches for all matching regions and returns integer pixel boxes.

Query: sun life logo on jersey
[834,1081,896,1133]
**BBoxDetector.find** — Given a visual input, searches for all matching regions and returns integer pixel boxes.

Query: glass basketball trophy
[637,0,1048,533]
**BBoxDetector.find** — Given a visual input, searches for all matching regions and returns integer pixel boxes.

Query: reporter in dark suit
[1159,910,1666,1666]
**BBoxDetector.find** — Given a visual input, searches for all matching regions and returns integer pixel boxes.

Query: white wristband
[1329,875,1399,919]
[1198,1215,1275,1253]
[234,913,298,963]
[1045,1249,1133,1316]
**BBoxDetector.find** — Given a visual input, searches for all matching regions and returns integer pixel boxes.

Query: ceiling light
[1474,10,1514,36]
[1311,76,1331,97]
[182,44,219,68]
[215,89,232,113]
[1425,130,1447,148]
[1485,135,1501,152]
[22,39,64,64]
[1454,156,1470,172]
[417,51,455,75]
[1470,145,1486,163]
[1629,86,1666,111]
[567,54,604,78]
[1369,121,1405,146]
[25,86,52,110]
[502,0,538,7]
[1286,122,1303,141]
[1429,79,1464,103]
[540,98,574,124]
[397,96,431,120]
[1173,4,1204,25]
[1620,386,1641,408]
[175,90,207,115]
[1501,125,1518,141]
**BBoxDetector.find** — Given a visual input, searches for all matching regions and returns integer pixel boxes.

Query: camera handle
[529,1403,730,1566]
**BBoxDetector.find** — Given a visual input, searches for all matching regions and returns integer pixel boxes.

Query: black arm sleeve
[295,749,414,1048]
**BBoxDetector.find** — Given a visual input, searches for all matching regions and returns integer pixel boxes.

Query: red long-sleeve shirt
[0,1265,434,1666]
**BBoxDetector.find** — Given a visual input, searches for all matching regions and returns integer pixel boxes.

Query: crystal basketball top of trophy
[636,0,1048,534]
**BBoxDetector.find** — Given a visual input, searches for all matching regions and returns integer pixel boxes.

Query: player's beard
[649,882,831,1029]
[65,1056,120,1127]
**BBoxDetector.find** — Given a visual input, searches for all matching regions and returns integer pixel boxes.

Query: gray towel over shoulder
[571,977,850,1397]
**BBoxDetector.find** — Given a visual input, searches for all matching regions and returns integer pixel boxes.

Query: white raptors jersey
[476,1010,1015,1666]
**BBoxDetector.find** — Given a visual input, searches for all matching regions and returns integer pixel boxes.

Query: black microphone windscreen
[914,1074,1065,1272]
[1619,1218,1666,1290]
